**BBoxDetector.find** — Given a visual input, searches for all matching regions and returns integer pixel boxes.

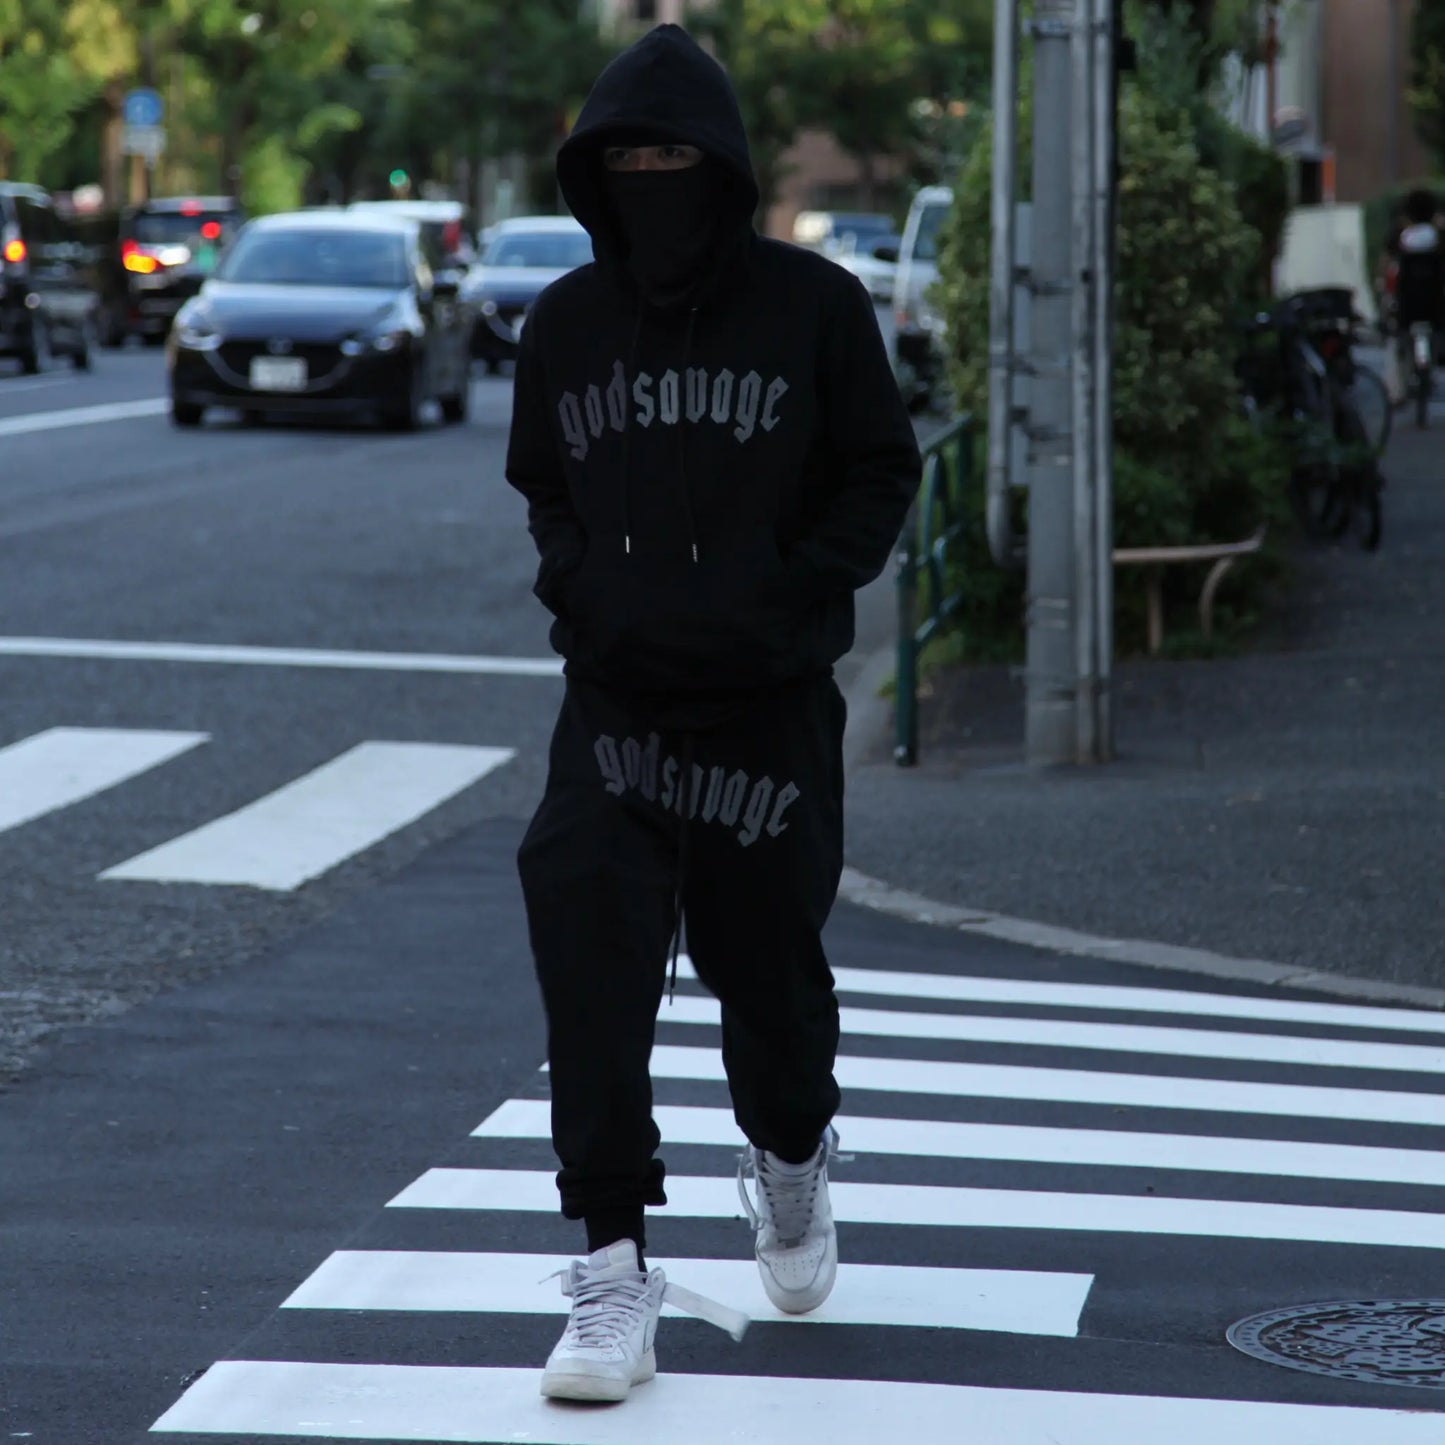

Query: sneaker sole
[540,1349,657,1402]
[759,1232,838,1316]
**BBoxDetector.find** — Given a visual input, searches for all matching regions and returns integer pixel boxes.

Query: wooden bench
[1112,525,1267,656]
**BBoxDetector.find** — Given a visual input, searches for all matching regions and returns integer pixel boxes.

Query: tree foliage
[1411,0,1445,173]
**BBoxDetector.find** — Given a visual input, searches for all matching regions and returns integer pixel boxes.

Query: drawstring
[621,307,645,556]
[667,731,696,1004]
[678,308,701,564]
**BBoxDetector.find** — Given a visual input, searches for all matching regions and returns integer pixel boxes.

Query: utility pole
[1023,0,1079,766]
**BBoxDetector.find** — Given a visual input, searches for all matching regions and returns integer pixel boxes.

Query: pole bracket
[1028,18,1075,40]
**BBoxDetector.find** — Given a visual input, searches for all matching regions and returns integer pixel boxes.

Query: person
[1390,188,1444,365]
[505,23,921,1403]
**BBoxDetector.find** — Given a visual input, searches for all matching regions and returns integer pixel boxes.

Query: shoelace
[737,1129,850,1245]
[546,1260,750,1344]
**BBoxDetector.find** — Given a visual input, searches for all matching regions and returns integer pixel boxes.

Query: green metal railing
[894,413,975,766]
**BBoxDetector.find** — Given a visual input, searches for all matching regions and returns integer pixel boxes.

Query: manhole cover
[1227,1300,1445,1388]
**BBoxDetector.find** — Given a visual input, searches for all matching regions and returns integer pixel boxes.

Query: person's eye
[604,148,632,169]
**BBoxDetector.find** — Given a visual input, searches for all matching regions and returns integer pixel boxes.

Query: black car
[93,196,245,347]
[0,183,100,372]
[462,216,592,370]
[167,211,474,430]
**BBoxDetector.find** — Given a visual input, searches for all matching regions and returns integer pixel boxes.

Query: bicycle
[1405,320,1436,429]
[1236,298,1383,551]
[1286,287,1391,456]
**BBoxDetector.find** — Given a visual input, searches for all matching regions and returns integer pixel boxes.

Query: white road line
[0,636,564,677]
[0,397,168,438]
[0,727,207,837]
[475,1098,1445,1189]
[676,955,1445,1036]
[645,1044,1445,1128]
[388,1168,1445,1250]
[658,993,1445,1075]
[101,742,514,890]
[149,1360,1445,1441]
[281,1250,1092,1337]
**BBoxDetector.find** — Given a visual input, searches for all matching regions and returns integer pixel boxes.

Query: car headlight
[176,314,222,350]
[480,300,498,317]
[341,327,408,357]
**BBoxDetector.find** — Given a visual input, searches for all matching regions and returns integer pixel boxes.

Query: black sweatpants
[517,676,845,1232]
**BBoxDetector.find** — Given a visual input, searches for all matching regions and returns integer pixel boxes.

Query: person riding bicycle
[1390,188,1444,349]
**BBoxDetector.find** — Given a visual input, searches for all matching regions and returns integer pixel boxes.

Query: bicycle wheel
[1326,394,1383,550]
[1346,364,1391,456]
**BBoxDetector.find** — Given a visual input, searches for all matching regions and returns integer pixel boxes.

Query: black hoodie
[506,24,921,722]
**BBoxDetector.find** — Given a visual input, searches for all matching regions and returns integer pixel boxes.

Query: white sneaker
[540,1240,749,1403]
[737,1127,844,1315]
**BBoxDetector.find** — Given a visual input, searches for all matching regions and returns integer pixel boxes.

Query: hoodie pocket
[564,535,806,687]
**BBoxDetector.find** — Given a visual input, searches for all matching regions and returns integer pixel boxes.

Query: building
[1227,1,1434,203]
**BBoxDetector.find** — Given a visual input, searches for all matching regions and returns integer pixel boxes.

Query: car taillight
[443,219,461,253]
[124,250,160,274]
[201,221,222,240]
[2,239,25,264]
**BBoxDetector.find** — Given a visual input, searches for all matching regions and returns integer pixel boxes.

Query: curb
[839,645,1445,1014]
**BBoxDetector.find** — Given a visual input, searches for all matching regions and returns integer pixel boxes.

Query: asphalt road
[0,345,560,1081]
[2,345,1443,1442]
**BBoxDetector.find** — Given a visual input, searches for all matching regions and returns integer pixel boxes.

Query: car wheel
[21,316,53,375]
[99,304,127,349]
[72,318,96,372]
[171,399,205,428]
[440,385,469,424]
[382,366,424,432]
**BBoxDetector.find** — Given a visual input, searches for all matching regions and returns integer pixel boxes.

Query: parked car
[892,186,953,412]
[0,183,101,372]
[347,199,476,269]
[463,214,592,371]
[167,210,474,430]
[89,196,245,348]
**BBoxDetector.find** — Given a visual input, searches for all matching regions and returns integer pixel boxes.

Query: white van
[891,185,953,410]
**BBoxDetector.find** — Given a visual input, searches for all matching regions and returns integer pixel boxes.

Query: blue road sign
[123,88,164,128]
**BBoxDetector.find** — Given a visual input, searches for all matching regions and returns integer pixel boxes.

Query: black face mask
[604,163,717,302]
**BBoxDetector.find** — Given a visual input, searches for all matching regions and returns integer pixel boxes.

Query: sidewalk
[843,423,1445,996]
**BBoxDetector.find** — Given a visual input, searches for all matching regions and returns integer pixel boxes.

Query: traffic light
[388,168,409,195]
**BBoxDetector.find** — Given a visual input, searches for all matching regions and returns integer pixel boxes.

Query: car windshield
[133,211,237,245]
[481,230,592,269]
[217,227,409,287]
[912,202,949,263]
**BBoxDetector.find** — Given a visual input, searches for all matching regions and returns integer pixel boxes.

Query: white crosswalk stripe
[149,926,1445,1439]
[281,1250,1092,1335]
[102,740,515,889]
[0,727,207,836]
[0,726,516,890]
[150,1361,1445,1442]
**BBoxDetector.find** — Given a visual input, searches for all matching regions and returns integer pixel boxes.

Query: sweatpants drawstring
[667,732,696,1004]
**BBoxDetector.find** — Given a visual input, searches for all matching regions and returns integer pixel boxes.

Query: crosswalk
[0,726,515,889]
[148,944,1445,1440]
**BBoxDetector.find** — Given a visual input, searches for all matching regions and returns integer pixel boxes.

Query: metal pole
[1093,0,1117,760]
[986,0,1022,570]
[1387,0,1402,186]
[1070,0,1097,764]
[894,512,920,767]
[1024,0,1077,767]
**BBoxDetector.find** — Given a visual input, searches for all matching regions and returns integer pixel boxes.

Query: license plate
[249,356,307,392]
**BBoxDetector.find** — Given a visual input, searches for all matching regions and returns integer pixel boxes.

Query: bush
[932,81,1292,659]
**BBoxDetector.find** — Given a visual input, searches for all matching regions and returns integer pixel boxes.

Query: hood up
[556,24,760,296]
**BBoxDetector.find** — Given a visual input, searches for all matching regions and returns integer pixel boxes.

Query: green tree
[1411,0,1445,172]
[0,3,98,180]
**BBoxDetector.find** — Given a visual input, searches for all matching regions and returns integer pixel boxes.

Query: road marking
[658,993,1445,1075]
[0,636,564,677]
[643,1045,1445,1128]
[281,1250,1092,1336]
[101,742,514,890]
[0,727,207,837]
[147,1360,1445,1442]
[388,1167,1445,1250]
[676,955,1445,1036]
[0,397,168,439]
[475,1098,1445,1189]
